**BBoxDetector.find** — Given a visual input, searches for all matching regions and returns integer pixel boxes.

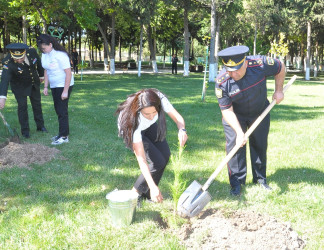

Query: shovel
[177,75,297,218]
[0,111,20,143]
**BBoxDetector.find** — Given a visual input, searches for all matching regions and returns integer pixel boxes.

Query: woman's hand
[61,91,68,100]
[43,87,49,96]
[149,185,163,203]
[178,129,188,147]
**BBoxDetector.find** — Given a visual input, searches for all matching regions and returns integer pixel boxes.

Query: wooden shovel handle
[202,75,297,191]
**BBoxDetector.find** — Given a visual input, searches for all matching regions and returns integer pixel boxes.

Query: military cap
[218,45,249,71]
[5,43,29,59]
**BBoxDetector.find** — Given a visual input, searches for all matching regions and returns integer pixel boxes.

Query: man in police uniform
[215,45,286,196]
[0,43,47,138]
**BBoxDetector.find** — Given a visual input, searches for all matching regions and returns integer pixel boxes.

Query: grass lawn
[0,72,323,249]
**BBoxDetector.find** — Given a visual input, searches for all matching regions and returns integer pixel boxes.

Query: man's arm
[273,63,286,104]
[221,106,247,147]
[0,63,12,109]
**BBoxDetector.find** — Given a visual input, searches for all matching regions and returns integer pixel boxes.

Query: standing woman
[116,88,188,203]
[37,34,74,145]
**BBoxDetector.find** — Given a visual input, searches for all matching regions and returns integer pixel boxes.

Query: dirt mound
[0,142,61,169]
[176,208,305,249]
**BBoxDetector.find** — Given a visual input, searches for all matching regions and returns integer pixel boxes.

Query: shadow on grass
[269,167,324,194]
[270,105,323,121]
[135,210,169,229]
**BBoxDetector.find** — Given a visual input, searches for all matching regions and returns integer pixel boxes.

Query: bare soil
[174,208,306,249]
[0,141,61,169]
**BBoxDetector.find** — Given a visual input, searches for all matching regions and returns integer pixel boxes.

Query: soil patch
[0,141,61,169]
[174,208,305,249]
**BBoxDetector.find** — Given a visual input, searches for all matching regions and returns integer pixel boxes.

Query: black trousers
[133,123,171,199]
[51,86,73,137]
[14,86,44,134]
[222,105,270,188]
[172,64,177,74]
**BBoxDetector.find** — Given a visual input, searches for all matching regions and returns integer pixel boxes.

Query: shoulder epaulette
[247,58,263,67]
[216,72,230,85]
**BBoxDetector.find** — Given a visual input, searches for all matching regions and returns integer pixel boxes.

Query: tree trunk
[138,22,143,77]
[110,6,116,75]
[147,23,158,73]
[78,29,82,54]
[22,15,27,44]
[163,40,166,69]
[214,14,221,74]
[68,28,71,54]
[183,0,190,76]
[4,12,10,50]
[253,25,257,55]
[209,0,216,82]
[314,40,318,78]
[97,23,110,71]
[118,36,122,62]
[31,0,47,33]
[305,21,311,80]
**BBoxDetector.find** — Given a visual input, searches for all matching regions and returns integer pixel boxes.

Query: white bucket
[106,190,138,227]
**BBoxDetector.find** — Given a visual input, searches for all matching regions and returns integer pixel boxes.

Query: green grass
[0,72,323,249]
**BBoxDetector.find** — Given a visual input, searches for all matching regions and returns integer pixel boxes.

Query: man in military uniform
[215,45,286,196]
[0,43,47,138]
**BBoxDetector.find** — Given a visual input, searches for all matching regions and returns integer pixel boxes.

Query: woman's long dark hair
[36,34,68,55]
[116,88,167,149]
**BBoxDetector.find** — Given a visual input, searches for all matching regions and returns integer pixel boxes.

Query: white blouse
[41,49,74,88]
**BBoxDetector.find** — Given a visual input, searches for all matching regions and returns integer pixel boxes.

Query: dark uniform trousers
[15,86,44,134]
[223,102,270,188]
[134,123,171,199]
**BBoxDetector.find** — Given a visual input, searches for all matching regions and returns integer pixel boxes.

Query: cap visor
[225,62,244,72]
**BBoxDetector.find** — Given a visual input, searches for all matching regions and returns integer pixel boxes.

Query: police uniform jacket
[215,55,282,117]
[0,48,44,97]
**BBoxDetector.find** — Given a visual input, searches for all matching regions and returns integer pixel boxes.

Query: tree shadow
[268,167,324,194]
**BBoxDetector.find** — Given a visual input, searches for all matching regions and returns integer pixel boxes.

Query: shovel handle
[0,111,8,126]
[202,75,297,191]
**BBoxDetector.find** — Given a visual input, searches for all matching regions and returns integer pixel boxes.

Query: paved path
[77,68,183,75]
[0,68,183,76]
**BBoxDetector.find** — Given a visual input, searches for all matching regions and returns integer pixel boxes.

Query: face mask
[139,112,158,123]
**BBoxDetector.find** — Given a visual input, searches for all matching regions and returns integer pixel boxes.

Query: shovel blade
[177,180,212,218]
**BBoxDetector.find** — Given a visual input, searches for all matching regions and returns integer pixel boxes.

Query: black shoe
[22,132,30,138]
[37,127,48,133]
[137,194,154,208]
[137,195,144,208]
[257,179,272,190]
[230,185,241,196]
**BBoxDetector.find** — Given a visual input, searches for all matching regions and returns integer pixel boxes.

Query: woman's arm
[133,141,163,203]
[43,70,49,96]
[167,108,188,147]
[62,67,72,100]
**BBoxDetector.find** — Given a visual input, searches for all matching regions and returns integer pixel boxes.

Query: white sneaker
[51,136,69,145]
[51,135,60,142]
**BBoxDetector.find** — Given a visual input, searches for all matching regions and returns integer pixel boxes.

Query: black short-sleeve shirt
[215,55,282,116]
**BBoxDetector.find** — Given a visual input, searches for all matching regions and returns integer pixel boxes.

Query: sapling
[169,142,187,216]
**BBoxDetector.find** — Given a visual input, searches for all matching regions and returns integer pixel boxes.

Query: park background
[0,0,323,79]
[0,0,324,249]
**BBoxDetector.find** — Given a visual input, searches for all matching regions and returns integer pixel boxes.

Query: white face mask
[139,111,158,123]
